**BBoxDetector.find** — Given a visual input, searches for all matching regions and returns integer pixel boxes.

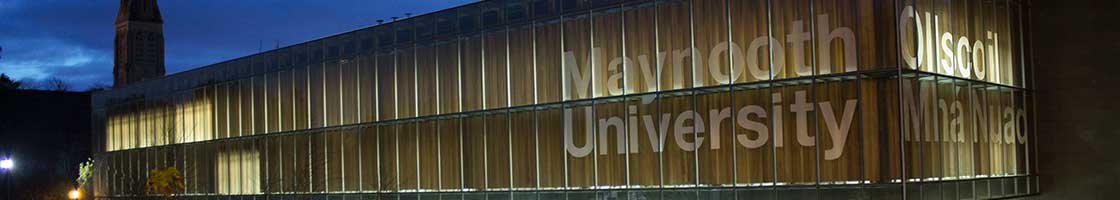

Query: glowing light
[69,189,81,199]
[0,159,12,169]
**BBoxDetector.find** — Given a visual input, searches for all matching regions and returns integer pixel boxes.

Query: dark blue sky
[0,0,474,90]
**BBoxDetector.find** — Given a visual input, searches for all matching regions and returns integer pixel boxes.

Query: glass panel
[486,113,512,190]
[565,104,595,188]
[537,107,566,189]
[438,118,463,191]
[437,42,461,114]
[509,26,536,106]
[378,52,398,120]
[692,0,729,87]
[311,131,327,192]
[461,37,485,111]
[535,21,564,104]
[730,0,772,84]
[360,125,380,191]
[816,79,863,183]
[400,122,420,190]
[732,86,775,185]
[462,115,487,190]
[342,58,360,125]
[563,14,593,100]
[360,54,378,123]
[656,1,693,90]
[379,124,400,192]
[773,83,817,185]
[625,94,661,188]
[240,79,253,136]
[255,74,267,133]
[484,30,510,109]
[399,48,418,118]
[327,130,344,192]
[417,46,439,116]
[595,100,627,187]
[771,0,812,80]
[623,4,658,94]
[696,91,733,186]
[659,92,696,186]
[419,120,441,190]
[510,110,538,189]
[593,9,623,97]
[268,72,280,133]
[294,65,310,130]
[310,62,325,128]
[280,70,295,132]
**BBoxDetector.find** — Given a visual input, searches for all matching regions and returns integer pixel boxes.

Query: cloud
[0,37,112,88]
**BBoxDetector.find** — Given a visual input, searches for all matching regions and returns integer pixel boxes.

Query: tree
[76,158,94,196]
[0,73,21,90]
[42,77,71,91]
[145,166,184,199]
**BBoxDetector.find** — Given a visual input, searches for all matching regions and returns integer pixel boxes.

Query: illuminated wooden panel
[293,65,310,130]
[566,105,595,188]
[326,130,343,192]
[563,15,592,101]
[770,0,811,80]
[437,43,461,114]
[625,95,661,187]
[342,58,360,125]
[438,118,462,191]
[418,120,440,190]
[359,126,380,191]
[696,91,732,186]
[378,125,399,192]
[485,113,511,190]
[656,2,693,90]
[279,70,295,132]
[325,61,342,127]
[594,101,626,187]
[417,46,439,117]
[536,108,566,188]
[461,37,485,112]
[310,131,326,192]
[772,84,816,184]
[510,110,537,189]
[816,80,863,182]
[593,11,622,97]
[730,0,771,83]
[692,0,729,87]
[240,78,254,135]
[359,54,378,123]
[399,122,419,190]
[398,49,417,119]
[377,53,397,120]
[461,115,486,190]
[266,72,279,133]
[309,63,326,129]
[623,5,658,94]
[732,87,774,185]
[658,93,695,186]
[484,31,509,109]
[535,22,563,104]
[509,27,535,107]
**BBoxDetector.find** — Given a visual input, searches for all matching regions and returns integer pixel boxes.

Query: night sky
[0,0,474,90]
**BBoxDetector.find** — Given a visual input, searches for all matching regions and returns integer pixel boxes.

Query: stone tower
[113,0,165,87]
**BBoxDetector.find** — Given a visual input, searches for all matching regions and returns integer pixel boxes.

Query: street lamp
[0,159,12,169]
[1,158,10,200]
[68,189,81,199]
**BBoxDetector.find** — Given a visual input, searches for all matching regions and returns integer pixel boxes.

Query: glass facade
[91,0,1036,199]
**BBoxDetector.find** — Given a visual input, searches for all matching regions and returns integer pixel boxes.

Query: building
[113,0,166,87]
[90,0,1036,199]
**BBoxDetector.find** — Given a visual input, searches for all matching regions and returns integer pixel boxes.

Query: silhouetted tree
[0,73,21,90]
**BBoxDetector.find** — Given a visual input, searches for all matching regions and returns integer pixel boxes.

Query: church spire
[113,0,165,87]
